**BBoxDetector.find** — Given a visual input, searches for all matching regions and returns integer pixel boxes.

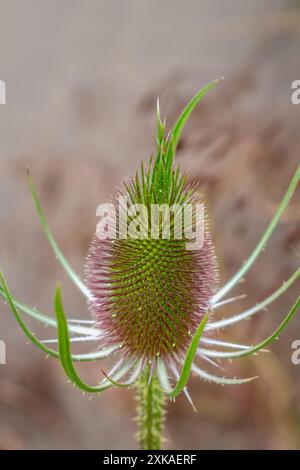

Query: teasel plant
[1,79,300,450]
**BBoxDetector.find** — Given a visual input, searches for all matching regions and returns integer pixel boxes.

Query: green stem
[136,369,166,450]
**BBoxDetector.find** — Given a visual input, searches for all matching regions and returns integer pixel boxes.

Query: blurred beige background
[0,0,300,449]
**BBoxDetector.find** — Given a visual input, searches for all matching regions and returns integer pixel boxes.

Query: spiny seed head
[85,102,218,364]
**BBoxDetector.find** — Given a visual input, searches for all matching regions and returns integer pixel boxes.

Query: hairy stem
[136,369,166,450]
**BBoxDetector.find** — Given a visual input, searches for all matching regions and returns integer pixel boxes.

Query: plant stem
[136,369,166,450]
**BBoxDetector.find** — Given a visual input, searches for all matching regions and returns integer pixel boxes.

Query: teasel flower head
[85,128,218,368]
[1,79,300,410]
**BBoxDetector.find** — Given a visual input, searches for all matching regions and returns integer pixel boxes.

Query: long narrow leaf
[201,337,251,350]
[192,365,257,385]
[0,272,117,362]
[54,286,129,392]
[0,271,60,359]
[0,284,98,336]
[201,296,300,360]
[101,358,143,388]
[168,314,209,399]
[166,78,222,166]
[213,164,300,304]
[209,266,300,330]
[157,359,173,394]
[27,169,91,299]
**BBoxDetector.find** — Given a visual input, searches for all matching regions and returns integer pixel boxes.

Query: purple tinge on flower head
[85,165,218,363]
